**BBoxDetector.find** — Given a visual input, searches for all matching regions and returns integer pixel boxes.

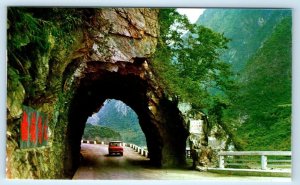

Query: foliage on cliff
[6,8,96,178]
[227,17,292,150]
[7,8,93,104]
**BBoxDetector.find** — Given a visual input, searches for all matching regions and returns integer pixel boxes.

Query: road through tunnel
[64,60,189,177]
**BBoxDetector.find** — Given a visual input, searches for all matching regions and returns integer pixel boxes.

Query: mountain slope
[197,9,291,72]
[232,17,292,150]
[86,99,146,146]
[196,9,292,151]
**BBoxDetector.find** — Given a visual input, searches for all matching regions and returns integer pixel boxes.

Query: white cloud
[176,8,206,23]
[86,113,100,125]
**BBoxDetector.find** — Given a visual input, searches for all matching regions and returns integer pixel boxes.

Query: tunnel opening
[82,98,147,147]
[64,60,189,177]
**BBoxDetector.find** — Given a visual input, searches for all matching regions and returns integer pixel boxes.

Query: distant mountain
[86,99,146,146]
[196,9,291,72]
[196,9,292,151]
[233,16,292,150]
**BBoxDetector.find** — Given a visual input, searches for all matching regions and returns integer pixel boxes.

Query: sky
[176,8,206,23]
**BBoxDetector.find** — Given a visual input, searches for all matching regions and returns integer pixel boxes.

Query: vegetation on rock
[7,8,93,104]
[7,8,96,178]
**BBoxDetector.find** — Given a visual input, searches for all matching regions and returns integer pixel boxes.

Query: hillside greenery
[154,9,291,151]
[224,17,292,150]
[190,9,292,151]
[197,9,291,72]
[82,123,122,142]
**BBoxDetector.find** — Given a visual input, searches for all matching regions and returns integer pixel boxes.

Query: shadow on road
[104,154,120,157]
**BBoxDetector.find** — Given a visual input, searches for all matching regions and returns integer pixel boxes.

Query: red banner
[20,106,48,148]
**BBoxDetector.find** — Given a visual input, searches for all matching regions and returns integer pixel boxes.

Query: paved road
[72,143,290,181]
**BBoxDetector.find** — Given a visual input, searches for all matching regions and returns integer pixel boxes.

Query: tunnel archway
[63,59,189,177]
[6,8,197,179]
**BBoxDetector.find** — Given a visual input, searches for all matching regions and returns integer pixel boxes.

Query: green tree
[153,9,234,116]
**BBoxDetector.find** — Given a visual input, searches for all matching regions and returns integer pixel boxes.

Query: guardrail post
[219,155,225,169]
[145,151,148,158]
[261,155,267,170]
[186,149,191,158]
[218,151,291,171]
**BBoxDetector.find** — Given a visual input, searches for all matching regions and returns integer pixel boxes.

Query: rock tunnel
[6,8,195,179]
[63,59,189,176]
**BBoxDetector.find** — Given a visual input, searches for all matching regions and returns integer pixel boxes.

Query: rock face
[6,8,193,179]
[75,8,158,64]
[179,106,214,170]
[7,69,25,121]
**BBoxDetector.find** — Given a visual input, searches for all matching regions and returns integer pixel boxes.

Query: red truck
[108,141,124,156]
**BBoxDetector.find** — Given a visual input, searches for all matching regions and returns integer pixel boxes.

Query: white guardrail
[218,151,292,170]
[81,140,149,158]
[128,143,149,158]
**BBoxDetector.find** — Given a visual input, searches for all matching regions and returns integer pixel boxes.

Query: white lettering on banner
[189,120,203,134]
